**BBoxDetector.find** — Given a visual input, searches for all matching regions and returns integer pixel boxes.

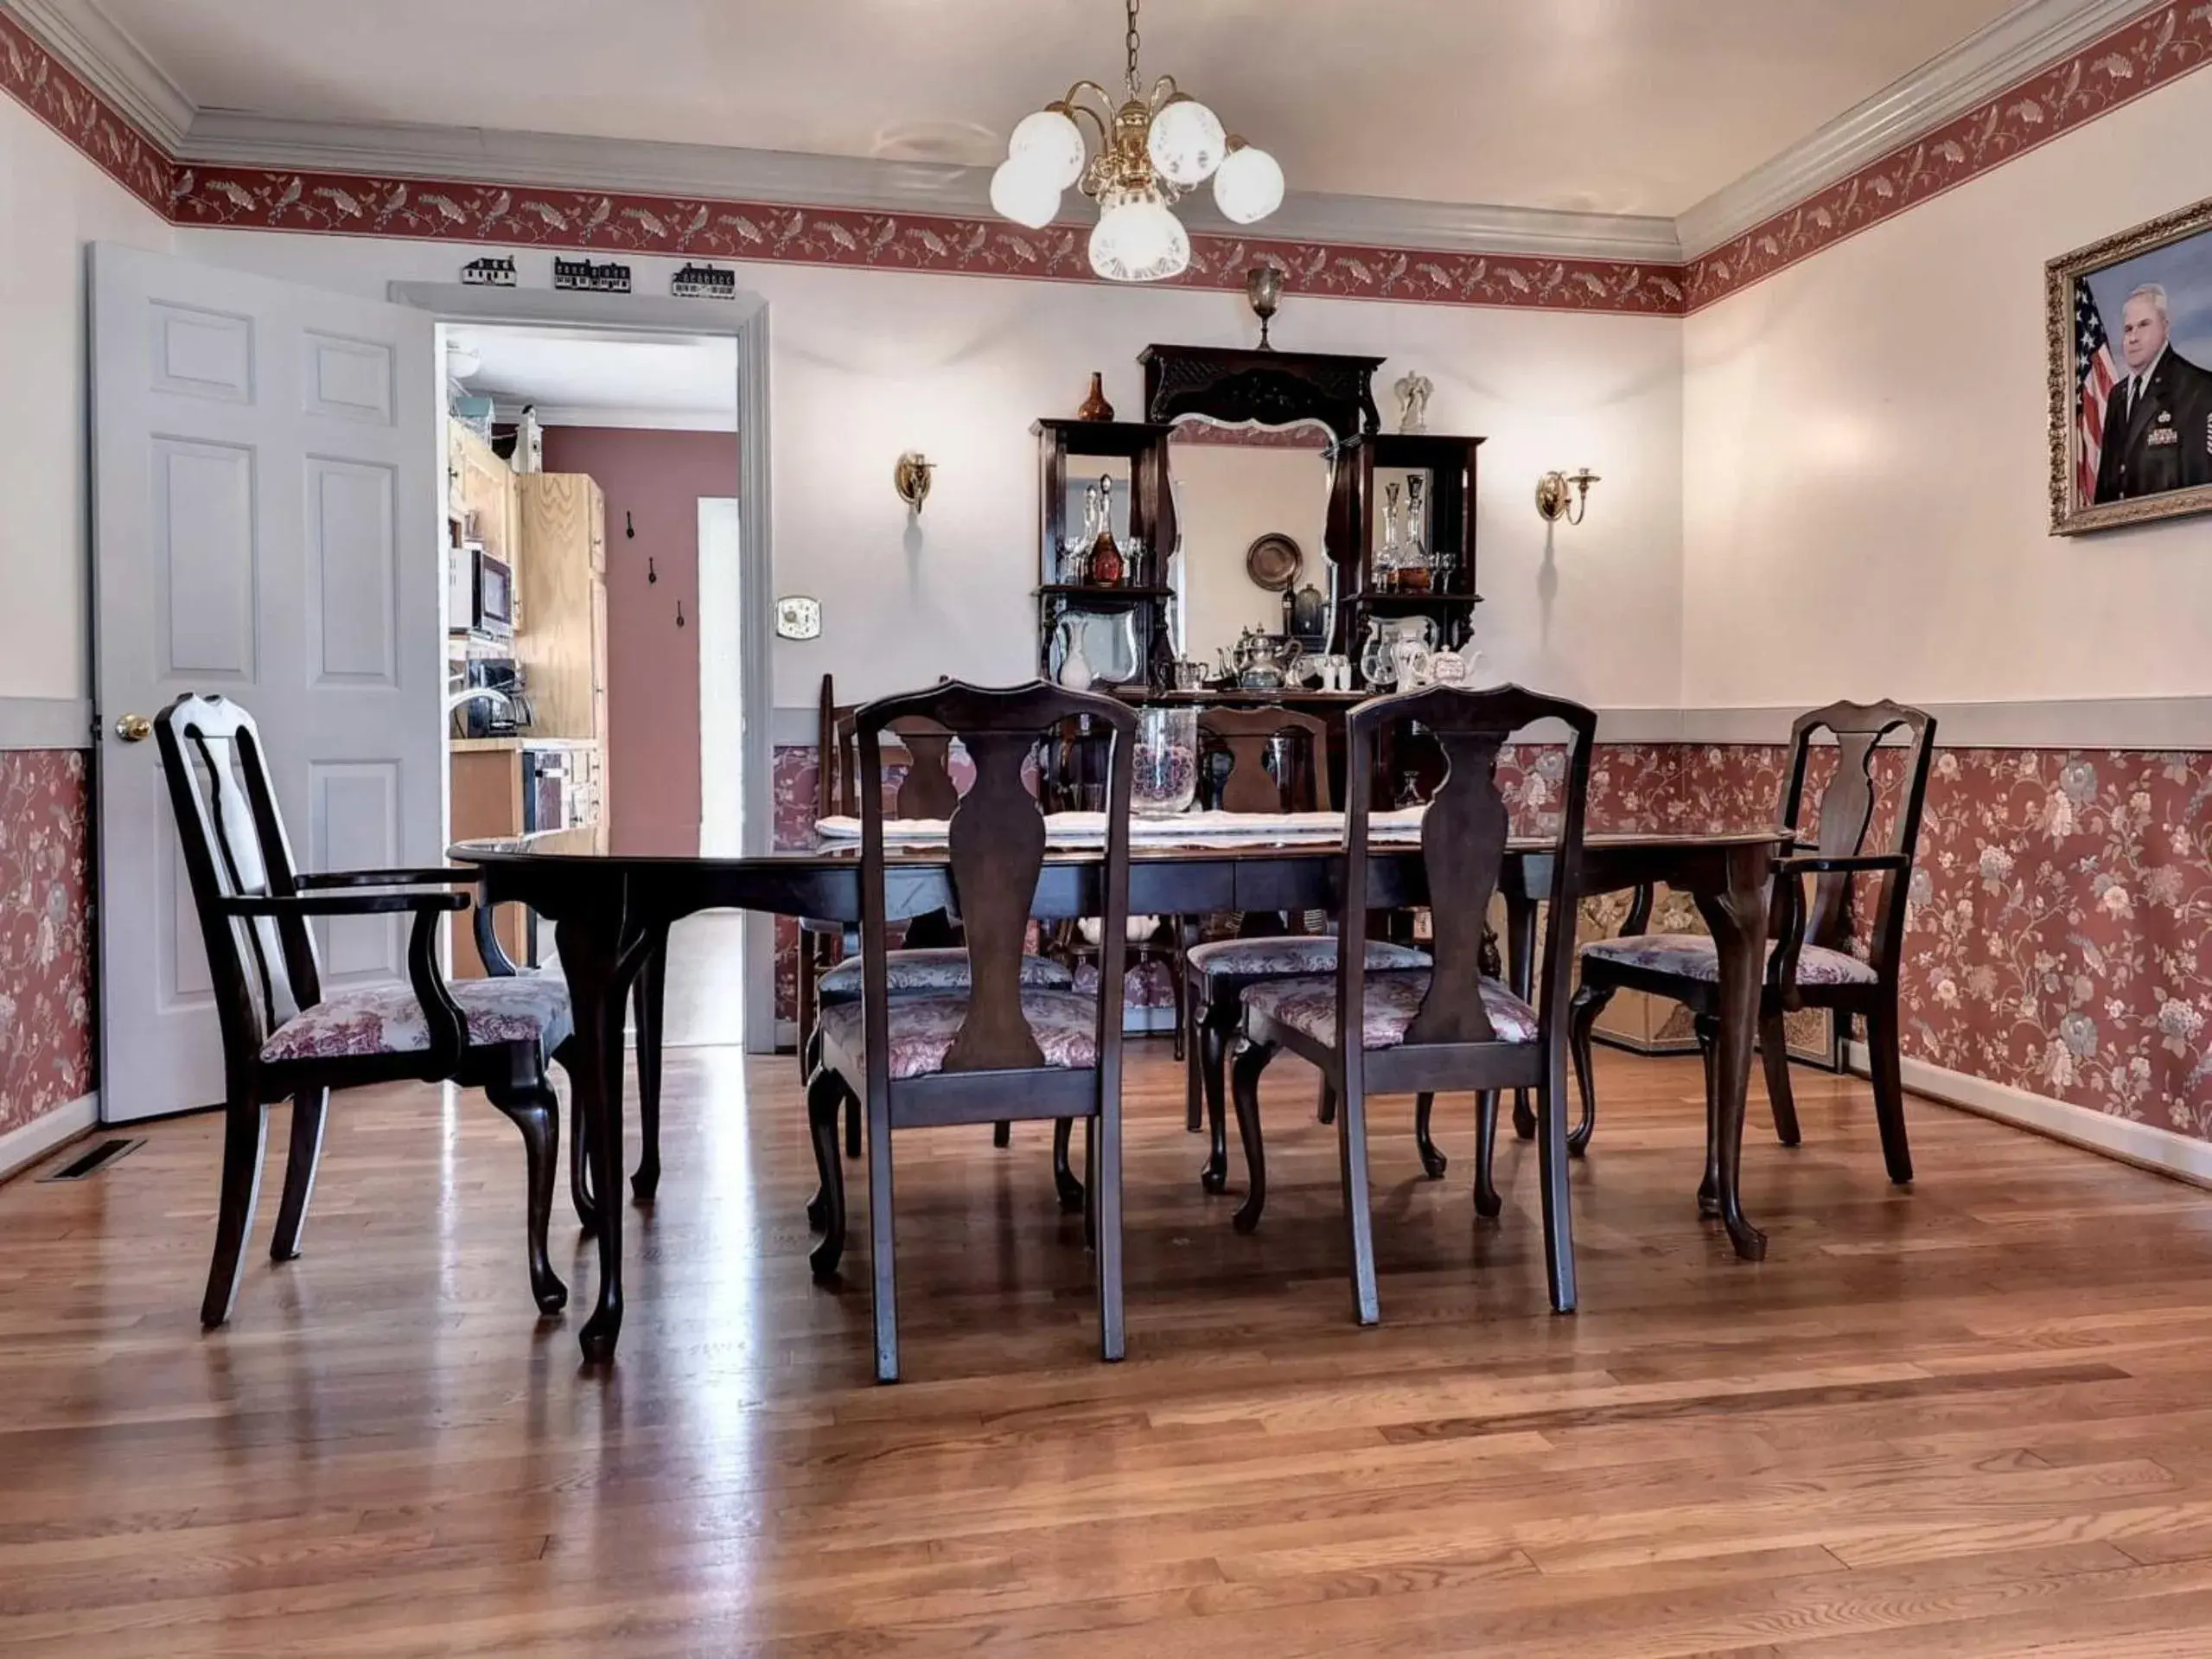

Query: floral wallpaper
[0,752,95,1139]
[6,737,2208,1146]
[1660,744,2212,1139]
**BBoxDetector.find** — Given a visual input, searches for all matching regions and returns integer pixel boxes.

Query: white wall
[174,230,1687,713]
[1682,67,2212,709]
[0,98,171,701]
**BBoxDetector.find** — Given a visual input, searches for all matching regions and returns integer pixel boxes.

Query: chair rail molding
[0,696,94,750]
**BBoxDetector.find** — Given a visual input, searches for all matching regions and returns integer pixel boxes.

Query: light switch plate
[775,594,822,641]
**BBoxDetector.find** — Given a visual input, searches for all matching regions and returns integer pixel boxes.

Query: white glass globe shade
[1146,97,1226,186]
[1212,142,1284,225]
[1088,193,1190,283]
[1010,107,1087,190]
[991,155,1062,230]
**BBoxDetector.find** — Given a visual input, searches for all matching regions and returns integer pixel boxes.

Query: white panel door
[91,244,441,1124]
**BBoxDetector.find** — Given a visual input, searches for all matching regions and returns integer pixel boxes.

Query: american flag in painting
[2075,278,2121,501]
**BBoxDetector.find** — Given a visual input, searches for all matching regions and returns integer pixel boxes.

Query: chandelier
[990,0,1284,283]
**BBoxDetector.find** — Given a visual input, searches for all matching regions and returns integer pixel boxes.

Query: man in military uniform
[2094,283,2212,503]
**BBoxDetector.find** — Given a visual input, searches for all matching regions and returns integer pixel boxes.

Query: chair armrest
[296,867,482,890]
[219,890,468,916]
[1769,871,1808,1010]
[235,895,471,1071]
[1616,881,1654,937]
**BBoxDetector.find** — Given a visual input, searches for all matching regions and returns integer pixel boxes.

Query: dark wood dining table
[451,824,1792,1361]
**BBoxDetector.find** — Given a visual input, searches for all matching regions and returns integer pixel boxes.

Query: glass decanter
[1088,473,1124,587]
[1399,474,1431,593]
[1374,481,1406,594]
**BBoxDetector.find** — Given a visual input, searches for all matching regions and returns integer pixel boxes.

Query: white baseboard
[1845,1041,2212,1189]
[0,1092,100,1184]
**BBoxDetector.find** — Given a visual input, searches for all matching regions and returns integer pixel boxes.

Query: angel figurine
[1393,370,1432,435]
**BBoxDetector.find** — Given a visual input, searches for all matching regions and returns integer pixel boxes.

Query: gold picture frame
[2047,191,2212,536]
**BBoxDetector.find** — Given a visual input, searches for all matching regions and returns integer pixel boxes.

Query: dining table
[452,822,1793,1361]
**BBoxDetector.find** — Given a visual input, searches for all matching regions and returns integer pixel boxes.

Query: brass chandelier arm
[1058,82,1117,136]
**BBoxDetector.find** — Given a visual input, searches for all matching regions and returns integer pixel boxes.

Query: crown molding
[179,111,1683,265]
[488,398,736,433]
[3,0,191,149]
[3,0,2193,309]
[1676,0,2164,258]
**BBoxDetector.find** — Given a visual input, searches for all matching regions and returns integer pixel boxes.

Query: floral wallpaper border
[10,3,2212,316]
[1682,3,2212,309]
[0,9,171,214]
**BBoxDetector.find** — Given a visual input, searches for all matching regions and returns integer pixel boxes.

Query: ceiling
[93,0,2024,217]
[450,326,737,431]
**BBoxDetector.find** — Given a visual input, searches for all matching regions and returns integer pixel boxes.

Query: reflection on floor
[6,1039,2212,1652]
[660,911,749,1048]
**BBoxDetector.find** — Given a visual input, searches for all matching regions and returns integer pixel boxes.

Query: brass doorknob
[114,713,152,743]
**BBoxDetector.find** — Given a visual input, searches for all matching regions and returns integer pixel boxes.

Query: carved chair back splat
[1197,706,1332,814]
[1779,699,1935,979]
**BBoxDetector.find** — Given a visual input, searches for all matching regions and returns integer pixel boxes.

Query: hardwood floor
[6,1041,2212,1655]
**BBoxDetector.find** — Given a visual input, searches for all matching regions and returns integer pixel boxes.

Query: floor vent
[41,1138,144,1182]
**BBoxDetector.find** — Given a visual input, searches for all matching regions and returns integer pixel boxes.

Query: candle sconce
[893,451,935,515]
[1535,468,1600,526]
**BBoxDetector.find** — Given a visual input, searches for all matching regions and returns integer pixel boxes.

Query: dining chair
[156,694,574,1327]
[800,711,1084,1242]
[794,674,857,1087]
[1180,706,1435,1195]
[808,680,1136,1381]
[1226,684,1596,1323]
[1568,699,1935,1190]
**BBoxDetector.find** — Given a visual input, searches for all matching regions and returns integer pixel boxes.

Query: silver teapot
[1232,628,1294,692]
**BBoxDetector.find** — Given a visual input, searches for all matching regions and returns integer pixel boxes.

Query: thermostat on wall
[775,595,823,641]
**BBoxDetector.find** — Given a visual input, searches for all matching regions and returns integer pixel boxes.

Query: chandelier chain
[1125,0,1142,94]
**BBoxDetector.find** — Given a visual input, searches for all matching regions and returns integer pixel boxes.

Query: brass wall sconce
[893,451,935,514]
[1535,468,1600,526]
[1244,265,1284,350]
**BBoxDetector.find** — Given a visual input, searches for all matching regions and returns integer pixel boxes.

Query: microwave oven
[448,542,514,639]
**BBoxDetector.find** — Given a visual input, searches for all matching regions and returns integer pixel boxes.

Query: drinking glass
[1132,705,1200,815]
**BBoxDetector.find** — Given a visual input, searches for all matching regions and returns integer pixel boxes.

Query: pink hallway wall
[539,427,738,850]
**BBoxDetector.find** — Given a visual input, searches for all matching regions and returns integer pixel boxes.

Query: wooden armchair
[809,680,1137,1381]
[1180,706,1431,1194]
[156,695,572,1327]
[1569,699,1935,1191]
[1227,685,1597,1323]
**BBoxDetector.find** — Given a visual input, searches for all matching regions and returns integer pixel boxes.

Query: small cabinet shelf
[1324,431,1485,680]
[1034,419,1178,690]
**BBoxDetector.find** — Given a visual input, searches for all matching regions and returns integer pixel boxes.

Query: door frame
[389,283,776,1051]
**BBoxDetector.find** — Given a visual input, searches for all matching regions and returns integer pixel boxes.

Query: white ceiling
[450,326,737,431]
[94,0,2024,217]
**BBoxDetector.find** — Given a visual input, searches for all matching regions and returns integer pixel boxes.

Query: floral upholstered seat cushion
[260,974,572,1063]
[815,947,1074,1005]
[1242,970,1539,1051]
[1579,931,1877,987]
[817,989,1099,1081]
[1187,935,1430,983]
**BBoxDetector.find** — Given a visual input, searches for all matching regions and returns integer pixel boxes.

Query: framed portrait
[2049,192,2212,535]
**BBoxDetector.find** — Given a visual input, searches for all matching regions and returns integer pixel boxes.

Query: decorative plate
[1245,533,1304,593]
